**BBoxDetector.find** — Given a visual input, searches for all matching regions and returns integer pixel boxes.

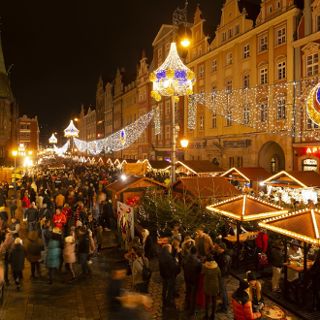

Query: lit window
[243,44,250,59]
[277,97,286,120]
[276,27,286,45]
[306,53,319,77]
[199,114,204,130]
[243,105,250,125]
[277,60,286,80]
[260,102,268,122]
[259,35,268,52]
[211,59,217,72]
[226,52,233,65]
[226,80,232,94]
[307,118,319,129]
[237,156,243,168]
[243,74,250,88]
[226,110,232,126]
[198,64,205,79]
[259,67,268,84]
[212,112,217,128]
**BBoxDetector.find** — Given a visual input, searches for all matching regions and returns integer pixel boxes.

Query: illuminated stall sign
[303,158,318,172]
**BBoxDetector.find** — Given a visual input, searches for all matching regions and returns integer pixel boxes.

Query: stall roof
[173,176,241,199]
[176,160,224,174]
[221,167,269,182]
[259,208,320,245]
[146,160,171,170]
[107,176,167,193]
[206,195,288,221]
[262,170,320,188]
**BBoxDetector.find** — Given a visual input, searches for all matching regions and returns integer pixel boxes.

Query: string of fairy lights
[188,76,320,139]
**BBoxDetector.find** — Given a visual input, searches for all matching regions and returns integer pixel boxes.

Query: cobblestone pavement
[0,230,300,320]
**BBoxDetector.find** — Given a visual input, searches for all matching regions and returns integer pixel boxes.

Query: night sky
[1,0,232,143]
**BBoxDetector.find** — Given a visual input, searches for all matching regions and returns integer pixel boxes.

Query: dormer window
[222,32,226,42]
[235,25,240,35]
[228,29,233,39]
[276,1,281,9]
[276,26,286,45]
[268,5,273,14]
[259,35,268,52]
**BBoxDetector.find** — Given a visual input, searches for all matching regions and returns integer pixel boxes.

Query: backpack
[139,258,152,282]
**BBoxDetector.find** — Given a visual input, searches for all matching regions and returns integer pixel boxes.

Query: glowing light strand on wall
[74,110,154,154]
[154,105,161,135]
[187,78,320,139]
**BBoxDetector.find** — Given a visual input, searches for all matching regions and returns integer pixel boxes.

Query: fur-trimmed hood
[203,260,218,269]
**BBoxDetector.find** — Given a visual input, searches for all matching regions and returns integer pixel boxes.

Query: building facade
[16,115,39,151]
[0,35,18,165]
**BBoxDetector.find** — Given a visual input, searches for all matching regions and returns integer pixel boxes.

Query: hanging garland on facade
[53,140,70,155]
[74,110,154,155]
[187,77,320,139]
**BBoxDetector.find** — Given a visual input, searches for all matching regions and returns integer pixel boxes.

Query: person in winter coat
[195,227,215,259]
[132,248,150,293]
[246,271,264,312]
[52,208,67,231]
[202,255,222,320]
[10,237,25,290]
[269,239,284,292]
[63,235,76,280]
[77,227,90,276]
[0,232,14,285]
[24,231,44,279]
[25,202,39,231]
[46,228,62,284]
[232,280,261,320]
[183,245,202,316]
[55,192,65,208]
[159,244,180,308]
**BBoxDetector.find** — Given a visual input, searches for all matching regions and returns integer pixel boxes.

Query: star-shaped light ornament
[150,42,195,102]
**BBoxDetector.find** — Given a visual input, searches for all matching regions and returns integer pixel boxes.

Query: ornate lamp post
[150,42,195,183]
[64,120,79,154]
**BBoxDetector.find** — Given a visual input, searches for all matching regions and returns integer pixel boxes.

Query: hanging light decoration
[306,82,320,126]
[64,120,79,138]
[53,140,70,155]
[49,133,58,145]
[149,42,195,101]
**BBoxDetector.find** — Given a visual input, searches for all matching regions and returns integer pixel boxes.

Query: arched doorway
[258,141,285,173]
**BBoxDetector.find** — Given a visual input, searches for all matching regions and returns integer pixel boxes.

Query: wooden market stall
[175,160,224,177]
[261,170,320,206]
[259,209,320,304]
[221,167,269,192]
[106,176,167,208]
[206,195,288,262]
[173,176,241,205]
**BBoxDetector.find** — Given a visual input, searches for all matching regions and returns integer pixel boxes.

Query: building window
[276,26,286,45]
[226,110,232,126]
[199,114,204,130]
[165,100,170,116]
[222,32,226,42]
[226,80,232,94]
[211,59,217,72]
[237,156,243,168]
[276,0,281,9]
[259,35,268,52]
[165,125,170,139]
[228,29,233,39]
[277,97,286,120]
[306,53,319,77]
[198,64,205,79]
[243,44,250,59]
[226,52,233,65]
[243,74,250,88]
[229,157,234,168]
[317,16,320,32]
[268,5,273,14]
[212,112,217,128]
[260,102,268,122]
[259,67,268,84]
[277,60,286,80]
[235,25,240,35]
[307,118,319,129]
[243,105,250,125]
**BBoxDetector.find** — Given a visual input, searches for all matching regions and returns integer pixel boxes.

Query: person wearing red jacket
[255,231,268,253]
[53,208,67,230]
[232,280,261,320]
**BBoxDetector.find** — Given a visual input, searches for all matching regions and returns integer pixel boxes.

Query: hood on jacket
[203,260,218,269]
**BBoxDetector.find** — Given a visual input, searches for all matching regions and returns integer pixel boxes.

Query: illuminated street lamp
[150,42,195,183]
[180,138,189,148]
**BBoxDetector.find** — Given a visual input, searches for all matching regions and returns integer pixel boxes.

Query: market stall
[206,195,288,263]
[175,160,223,177]
[261,170,320,206]
[259,208,320,303]
[173,176,241,205]
[106,176,167,208]
[221,167,269,192]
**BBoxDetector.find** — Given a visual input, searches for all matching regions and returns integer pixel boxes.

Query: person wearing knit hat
[232,279,261,320]
[246,271,264,312]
